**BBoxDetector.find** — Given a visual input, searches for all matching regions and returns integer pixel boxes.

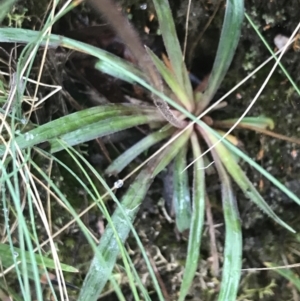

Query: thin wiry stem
[187,0,223,67]
[182,0,192,60]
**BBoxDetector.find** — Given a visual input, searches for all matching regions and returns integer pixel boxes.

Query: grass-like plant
[1,0,300,300]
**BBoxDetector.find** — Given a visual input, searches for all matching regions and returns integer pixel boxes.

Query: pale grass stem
[0,70,62,110]
[182,0,192,60]
[242,263,300,272]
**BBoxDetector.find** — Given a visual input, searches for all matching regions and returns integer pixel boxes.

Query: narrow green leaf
[0,104,165,156]
[147,47,193,111]
[151,0,193,101]
[217,116,275,130]
[200,0,244,109]
[105,127,174,176]
[179,132,205,301]
[0,243,78,272]
[209,148,242,301]
[49,114,164,153]
[173,143,191,232]
[264,262,300,292]
[202,126,294,233]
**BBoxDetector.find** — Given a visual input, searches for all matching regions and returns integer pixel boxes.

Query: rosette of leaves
[0,0,300,300]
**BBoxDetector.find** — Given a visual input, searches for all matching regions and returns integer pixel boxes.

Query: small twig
[95,138,112,164]
[182,0,192,60]
[242,262,300,271]
[187,0,223,67]
[205,195,219,276]
[147,251,171,301]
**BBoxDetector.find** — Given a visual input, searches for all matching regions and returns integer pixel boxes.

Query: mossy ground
[2,0,300,300]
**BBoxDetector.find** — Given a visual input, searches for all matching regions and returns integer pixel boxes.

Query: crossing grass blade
[2,152,44,300]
